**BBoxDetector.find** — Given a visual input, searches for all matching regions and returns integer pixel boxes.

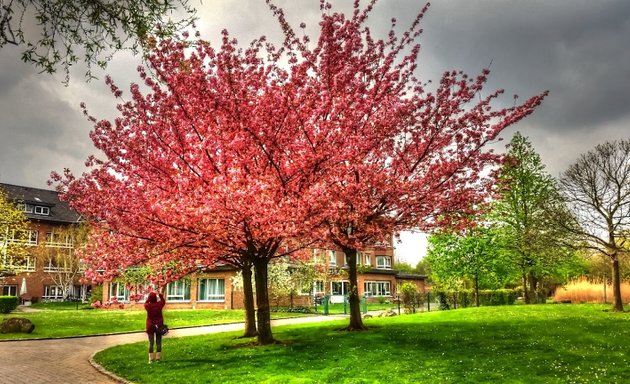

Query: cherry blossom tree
[263,1,547,329]
[52,0,547,342]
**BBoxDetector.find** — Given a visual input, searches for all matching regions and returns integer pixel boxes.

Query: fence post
[323,295,329,315]
[362,294,367,314]
[343,295,348,314]
[427,292,430,312]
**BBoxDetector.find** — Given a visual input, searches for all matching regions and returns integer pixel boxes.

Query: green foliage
[94,305,630,383]
[399,282,423,313]
[0,188,29,272]
[90,285,103,304]
[0,296,19,314]
[0,0,196,82]
[394,261,414,273]
[433,289,518,309]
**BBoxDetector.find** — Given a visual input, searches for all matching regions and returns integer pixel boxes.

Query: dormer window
[34,206,50,215]
[19,203,34,213]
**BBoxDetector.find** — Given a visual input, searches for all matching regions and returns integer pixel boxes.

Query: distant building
[0,183,88,302]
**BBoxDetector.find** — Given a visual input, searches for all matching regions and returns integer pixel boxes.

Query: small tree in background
[33,223,88,300]
[0,188,29,275]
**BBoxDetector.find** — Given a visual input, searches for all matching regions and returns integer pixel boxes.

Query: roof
[0,183,81,224]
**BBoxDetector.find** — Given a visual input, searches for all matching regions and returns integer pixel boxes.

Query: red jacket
[144,293,166,334]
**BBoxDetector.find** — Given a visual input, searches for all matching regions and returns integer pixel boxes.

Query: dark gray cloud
[1,0,629,189]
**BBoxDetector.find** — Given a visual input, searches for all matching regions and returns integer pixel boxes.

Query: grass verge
[95,304,629,384]
[0,307,304,340]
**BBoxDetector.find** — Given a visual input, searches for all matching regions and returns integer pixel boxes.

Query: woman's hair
[147,292,158,303]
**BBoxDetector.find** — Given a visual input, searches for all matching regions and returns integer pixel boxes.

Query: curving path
[0,316,344,384]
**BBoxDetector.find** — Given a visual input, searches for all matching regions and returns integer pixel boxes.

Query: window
[331,281,349,296]
[313,280,324,295]
[1,285,17,296]
[9,230,37,245]
[43,285,64,300]
[110,282,130,302]
[312,249,324,263]
[44,257,71,272]
[329,250,337,266]
[46,232,73,248]
[34,206,50,215]
[364,281,391,297]
[364,253,371,266]
[198,278,225,302]
[376,256,392,269]
[16,255,36,272]
[167,280,191,302]
[21,203,34,213]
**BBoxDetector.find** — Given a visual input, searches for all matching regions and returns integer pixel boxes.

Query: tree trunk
[610,254,624,312]
[343,247,366,330]
[253,257,274,344]
[522,273,531,304]
[528,272,538,304]
[474,275,480,307]
[241,264,258,337]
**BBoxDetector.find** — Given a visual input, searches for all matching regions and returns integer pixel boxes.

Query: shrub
[0,296,19,314]
[434,289,517,309]
[90,285,103,304]
[270,306,314,314]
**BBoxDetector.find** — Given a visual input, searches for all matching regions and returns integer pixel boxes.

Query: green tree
[0,188,29,276]
[426,225,515,306]
[492,132,571,303]
[0,0,194,82]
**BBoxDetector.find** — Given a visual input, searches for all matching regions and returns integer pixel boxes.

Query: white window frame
[329,250,337,266]
[22,203,34,213]
[8,255,36,272]
[198,278,225,302]
[46,231,74,248]
[167,280,191,302]
[34,206,50,215]
[109,282,130,302]
[364,253,371,266]
[364,281,391,297]
[43,285,65,301]
[331,281,349,296]
[376,256,392,269]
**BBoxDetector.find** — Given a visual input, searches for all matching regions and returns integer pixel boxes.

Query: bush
[90,285,103,304]
[433,289,517,309]
[479,289,517,306]
[0,296,19,314]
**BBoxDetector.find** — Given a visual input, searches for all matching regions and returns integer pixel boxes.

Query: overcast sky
[1,1,628,263]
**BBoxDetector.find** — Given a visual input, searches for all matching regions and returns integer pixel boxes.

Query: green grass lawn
[0,304,303,340]
[94,304,629,383]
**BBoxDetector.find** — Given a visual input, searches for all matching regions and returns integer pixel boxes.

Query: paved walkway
[0,315,345,384]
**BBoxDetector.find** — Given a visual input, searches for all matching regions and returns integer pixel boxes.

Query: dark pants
[148,332,162,353]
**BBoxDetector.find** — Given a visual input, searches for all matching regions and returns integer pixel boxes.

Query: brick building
[0,183,88,303]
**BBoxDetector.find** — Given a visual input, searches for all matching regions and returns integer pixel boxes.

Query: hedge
[0,296,19,314]
[434,289,518,309]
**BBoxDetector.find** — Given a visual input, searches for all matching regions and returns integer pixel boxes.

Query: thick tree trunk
[611,254,624,312]
[241,264,258,337]
[343,248,366,331]
[253,257,274,344]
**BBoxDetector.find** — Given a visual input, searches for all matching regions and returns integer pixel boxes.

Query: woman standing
[144,289,166,363]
